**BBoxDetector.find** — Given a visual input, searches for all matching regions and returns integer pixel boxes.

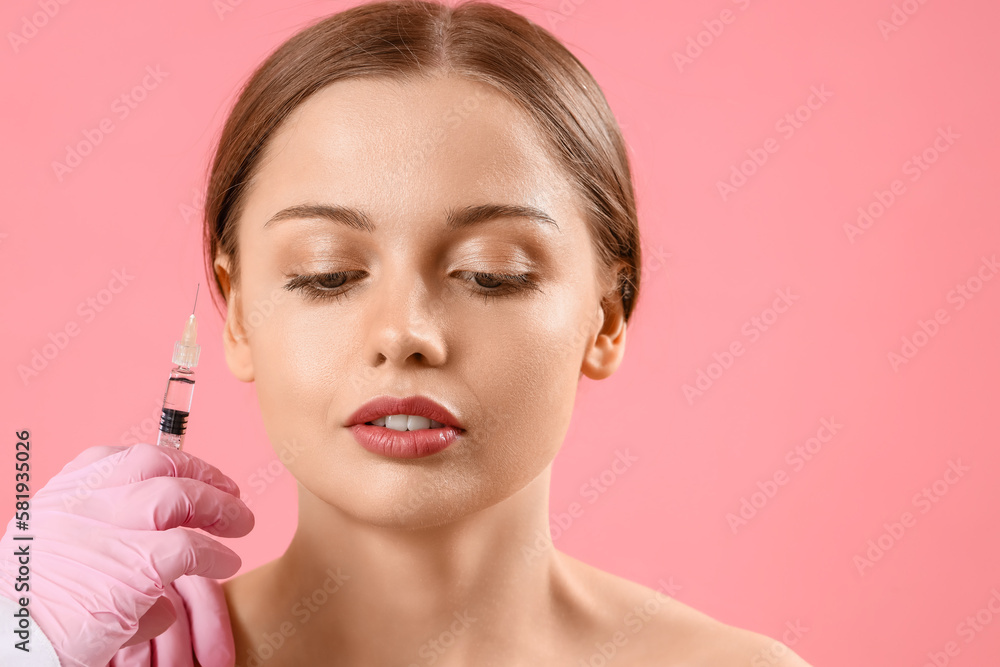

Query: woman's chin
[306,482,509,531]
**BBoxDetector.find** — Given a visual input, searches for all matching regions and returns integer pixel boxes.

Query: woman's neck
[258,463,575,665]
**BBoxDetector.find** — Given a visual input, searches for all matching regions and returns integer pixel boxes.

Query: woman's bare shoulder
[221,556,287,614]
[553,551,814,667]
[219,558,287,665]
[669,617,815,667]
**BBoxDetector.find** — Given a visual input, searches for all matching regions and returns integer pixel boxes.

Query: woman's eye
[457,271,539,303]
[283,270,538,304]
[283,271,360,302]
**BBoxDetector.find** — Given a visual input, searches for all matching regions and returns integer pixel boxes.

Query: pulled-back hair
[203,0,641,322]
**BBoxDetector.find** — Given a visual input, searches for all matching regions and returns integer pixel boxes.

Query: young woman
[1,1,813,665]
[202,2,812,664]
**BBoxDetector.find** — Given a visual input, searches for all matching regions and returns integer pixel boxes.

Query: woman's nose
[364,273,447,369]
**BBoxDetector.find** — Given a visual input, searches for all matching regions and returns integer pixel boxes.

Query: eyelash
[283,270,538,304]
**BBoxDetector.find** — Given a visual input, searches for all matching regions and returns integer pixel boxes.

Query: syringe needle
[191,283,200,315]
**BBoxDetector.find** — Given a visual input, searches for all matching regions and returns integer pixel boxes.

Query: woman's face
[217,73,625,528]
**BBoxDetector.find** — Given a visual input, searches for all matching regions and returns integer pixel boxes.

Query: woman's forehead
[263,78,565,184]
[240,75,581,235]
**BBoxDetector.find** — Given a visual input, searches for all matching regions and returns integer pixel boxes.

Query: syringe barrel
[156,366,196,450]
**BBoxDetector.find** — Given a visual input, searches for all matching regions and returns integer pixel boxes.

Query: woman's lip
[349,423,459,458]
[345,395,464,430]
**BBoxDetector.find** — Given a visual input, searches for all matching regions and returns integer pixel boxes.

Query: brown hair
[202,0,641,323]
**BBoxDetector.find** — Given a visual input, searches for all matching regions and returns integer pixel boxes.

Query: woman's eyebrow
[262,202,560,232]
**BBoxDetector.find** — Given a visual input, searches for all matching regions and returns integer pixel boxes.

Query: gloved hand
[0,443,254,667]
[107,574,237,667]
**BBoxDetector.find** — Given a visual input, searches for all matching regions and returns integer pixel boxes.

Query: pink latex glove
[0,443,254,667]
[107,575,236,667]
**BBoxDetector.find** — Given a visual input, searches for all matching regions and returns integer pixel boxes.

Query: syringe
[156,285,201,450]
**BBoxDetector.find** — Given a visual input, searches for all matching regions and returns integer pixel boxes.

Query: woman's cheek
[249,308,322,431]
[487,329,578,456]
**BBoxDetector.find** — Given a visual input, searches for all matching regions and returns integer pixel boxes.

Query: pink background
[3,1,999,664]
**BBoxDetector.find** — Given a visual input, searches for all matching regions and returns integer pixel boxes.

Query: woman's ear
[214,255,255,383]
[580,267,628,381]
